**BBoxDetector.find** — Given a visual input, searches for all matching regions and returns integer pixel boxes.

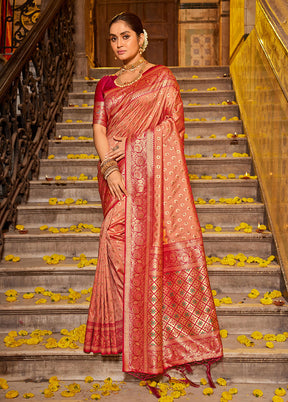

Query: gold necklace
[120,58,146,72]
[115,63,147,87]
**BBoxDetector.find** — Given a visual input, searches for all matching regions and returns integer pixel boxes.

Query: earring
[139,48,143,55]
[114,56,118,60]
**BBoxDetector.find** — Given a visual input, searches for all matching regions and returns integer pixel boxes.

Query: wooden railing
[0,0,75,257]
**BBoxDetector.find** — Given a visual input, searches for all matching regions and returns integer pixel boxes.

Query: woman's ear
[139,32,144,49]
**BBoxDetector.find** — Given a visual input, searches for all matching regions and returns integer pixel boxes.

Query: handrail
[0,0,66,102]
[0,0,75,257]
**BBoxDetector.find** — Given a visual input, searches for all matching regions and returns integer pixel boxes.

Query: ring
[112,145,119,151]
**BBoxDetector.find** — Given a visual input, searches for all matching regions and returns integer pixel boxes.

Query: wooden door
[94,0,179,67]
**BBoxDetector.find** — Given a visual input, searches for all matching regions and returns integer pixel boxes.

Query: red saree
[84,65,223,378]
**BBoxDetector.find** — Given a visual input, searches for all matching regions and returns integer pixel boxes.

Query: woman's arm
[93,123,127,200]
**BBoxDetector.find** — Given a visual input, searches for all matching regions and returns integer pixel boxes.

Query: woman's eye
[110,37,116,42]
[123,35,130,40]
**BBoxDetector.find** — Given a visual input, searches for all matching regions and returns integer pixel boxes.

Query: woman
[84,11,223,385]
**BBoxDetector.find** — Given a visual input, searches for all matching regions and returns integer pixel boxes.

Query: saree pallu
[84,66,223,376]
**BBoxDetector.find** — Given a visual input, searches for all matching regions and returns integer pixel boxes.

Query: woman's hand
[106,170,128,200]
[105,136,126,161]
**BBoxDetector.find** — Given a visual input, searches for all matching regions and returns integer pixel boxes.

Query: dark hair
[109,12,144,37]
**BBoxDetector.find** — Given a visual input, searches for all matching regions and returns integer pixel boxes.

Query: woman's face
[109,21,144,63]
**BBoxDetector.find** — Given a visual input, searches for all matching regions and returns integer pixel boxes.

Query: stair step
[0,300,286,338]
[55,120,244,138]
[68,89,237,106]
[48,138,248,157]
[0,380,286,401]
[72,77,233,93]
[61,104,240,121]
[0,259,281,293]
[185,121,243,137]
[28,179,259,203]
[16,203,265,229]
[0,347,287,385]
[3,231,274,259]
[88,65,230,79]
[38,158,253,179]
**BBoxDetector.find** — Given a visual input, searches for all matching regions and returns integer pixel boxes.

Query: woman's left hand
[105,136,126,161]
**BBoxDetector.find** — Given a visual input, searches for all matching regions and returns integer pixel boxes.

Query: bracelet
[101,159,118,176]
[103,165,120,180]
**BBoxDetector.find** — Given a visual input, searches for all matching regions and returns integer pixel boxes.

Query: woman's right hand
[106,170,128,200]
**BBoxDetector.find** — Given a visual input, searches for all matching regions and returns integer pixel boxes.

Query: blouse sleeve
[93,76,108,127]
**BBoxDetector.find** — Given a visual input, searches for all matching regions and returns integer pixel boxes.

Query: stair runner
[0,67,287,401]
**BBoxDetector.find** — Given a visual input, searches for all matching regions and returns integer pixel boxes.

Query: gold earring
[114,56,118,60]
[139,48,143,55]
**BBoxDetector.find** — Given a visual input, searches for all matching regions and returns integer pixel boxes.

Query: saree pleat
[84,65,223,375]
[84,199,125,354]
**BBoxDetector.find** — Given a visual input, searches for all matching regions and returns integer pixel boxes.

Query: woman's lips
[117,50,126,55]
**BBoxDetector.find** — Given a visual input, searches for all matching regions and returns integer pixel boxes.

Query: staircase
[0,67,287,400]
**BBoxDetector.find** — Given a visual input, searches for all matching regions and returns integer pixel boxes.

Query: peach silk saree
[84,65,223,377]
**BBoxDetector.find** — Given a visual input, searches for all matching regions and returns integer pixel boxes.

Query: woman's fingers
[107,171,127,200]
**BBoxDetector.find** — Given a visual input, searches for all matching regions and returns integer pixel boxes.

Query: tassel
[178,368,200,388]
[147,384,161,398]
[206,362,216,388]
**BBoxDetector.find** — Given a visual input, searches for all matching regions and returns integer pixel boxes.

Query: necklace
[120,57,145,72]
[115,62,147,87]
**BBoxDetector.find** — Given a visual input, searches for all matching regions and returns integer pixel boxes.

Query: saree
[84,65,223,378]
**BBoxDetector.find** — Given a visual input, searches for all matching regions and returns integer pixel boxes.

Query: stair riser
[39,159,252,179]
[71,78,233,92]
[0,310,286,335]
[89,66,230,80]
[17,207,265,229]
[3,236,273,259]
[0,357,286,383]
[178,79,233,91]
[185,121,243,137]
[28,181,259,203]
[3,236,100,258]
[61,105,240,121]
[0,271,281,293]
[68,91,237,107]
[48,140,248,157]
[181,91,236,105]
[55,121,243,138]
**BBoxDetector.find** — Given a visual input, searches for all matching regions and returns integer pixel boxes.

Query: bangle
[104,165,120,180]
[101,159,118,176]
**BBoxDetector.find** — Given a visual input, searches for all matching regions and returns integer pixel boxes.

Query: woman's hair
[109,12,144,37]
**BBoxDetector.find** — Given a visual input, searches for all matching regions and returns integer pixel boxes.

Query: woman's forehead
[109,21,132,35]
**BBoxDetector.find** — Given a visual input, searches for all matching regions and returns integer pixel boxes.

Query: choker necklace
[120,58,146,72]
[115,63,147,88]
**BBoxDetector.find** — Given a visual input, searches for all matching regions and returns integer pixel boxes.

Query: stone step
[0,380,286,402]
[185,121,243,137]
[72,77,233,92]
[0,259,281,293]
[0,346,287,385]
[48,138,248,157]
[89,65,231,79]
[55,120,243,138]
[68,89,236,106]
[3,231,274,259]
[38,158,253,179]
[16,203,265,229]
[0,297,287,334]
[28,179,259,203]
[61,104,240,122]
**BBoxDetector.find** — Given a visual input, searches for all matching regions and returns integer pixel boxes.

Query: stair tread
[18,202,264,210]
[0,260,280,273]
[3,230,272,239]
[0,381,286,402]
[1,292,286,311]
[1,333,287,356]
